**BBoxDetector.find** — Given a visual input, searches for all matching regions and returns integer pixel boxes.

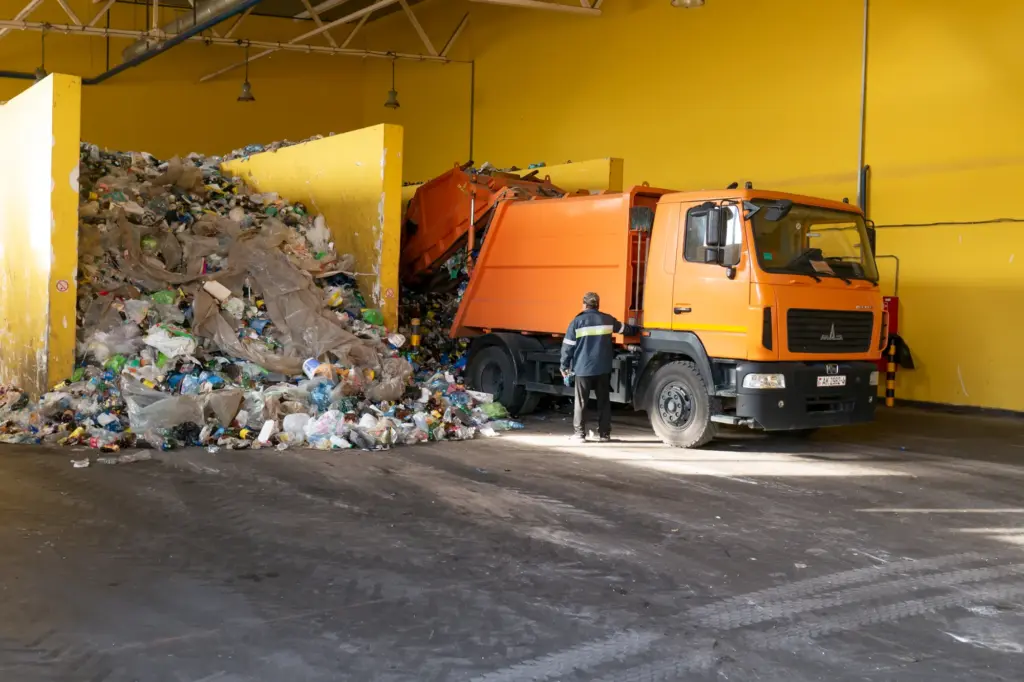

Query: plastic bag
[153,303,186,324]
[123,299,152,324]
[85,325,144,363]
[365,358,413,402]
[144,327,197,359]
[124,390,204,434]
[192,290,304,375]
[481,402,509,419]
[283,413,311,444]
[412,412,431,433]
[347,428,377,450]
[205,389,243,426]
[149,290,177,305]
[329,435,353,449]
[304,410,343,444]
[243,390,266,426]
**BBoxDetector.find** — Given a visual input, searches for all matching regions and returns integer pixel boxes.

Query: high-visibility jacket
[559,309,636,377]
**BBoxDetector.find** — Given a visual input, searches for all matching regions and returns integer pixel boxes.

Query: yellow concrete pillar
[0,74,81,396]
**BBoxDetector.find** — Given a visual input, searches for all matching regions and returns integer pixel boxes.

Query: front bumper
[735,361,877,431]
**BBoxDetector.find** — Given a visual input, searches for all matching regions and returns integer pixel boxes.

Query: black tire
[647,361,717,448]
[517,391,541,416]
[466,346,527,414]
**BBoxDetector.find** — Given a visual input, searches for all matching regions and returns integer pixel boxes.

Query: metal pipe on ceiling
[0,69,36,80]
[0,20,450,60]
[89,0,264,84]
[122,0,260,61]
[0,0,265,84]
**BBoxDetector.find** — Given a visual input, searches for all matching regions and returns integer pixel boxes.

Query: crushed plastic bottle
[488,419,525,431]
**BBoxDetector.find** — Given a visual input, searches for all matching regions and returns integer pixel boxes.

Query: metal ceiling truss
[468,0,601,15]
[0,0,480,84]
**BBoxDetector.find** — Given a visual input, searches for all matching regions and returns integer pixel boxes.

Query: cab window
[683,205,742,265]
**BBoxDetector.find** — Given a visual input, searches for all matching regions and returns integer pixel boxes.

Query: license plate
[816,375,847,387]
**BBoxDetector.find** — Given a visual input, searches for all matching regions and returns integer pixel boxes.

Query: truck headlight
[869,371,879,386]
[742,373,786,389]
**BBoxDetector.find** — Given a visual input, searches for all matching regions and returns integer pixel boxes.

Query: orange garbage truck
[450,186,886,447]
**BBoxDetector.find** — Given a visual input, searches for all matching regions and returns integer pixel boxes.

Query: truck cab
[635,189,884,445]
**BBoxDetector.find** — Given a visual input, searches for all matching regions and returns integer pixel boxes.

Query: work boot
[598,435,611,443]
[569,433,586,444]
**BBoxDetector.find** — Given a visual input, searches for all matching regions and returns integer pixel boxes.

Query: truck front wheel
[647,361,717,448]
[466,346,530,415]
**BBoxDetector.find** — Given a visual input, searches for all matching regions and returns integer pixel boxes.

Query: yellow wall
[222,124,404,329]
[353,0,1024,412]
[866,0,1024,411]
[0,75,81,396]
[363,58,471,184]
[528,158,624,194]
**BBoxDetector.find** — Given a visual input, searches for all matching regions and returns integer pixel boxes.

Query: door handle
[674,306,692,315]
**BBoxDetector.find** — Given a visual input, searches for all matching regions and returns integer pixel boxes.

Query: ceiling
[112,0,423,24]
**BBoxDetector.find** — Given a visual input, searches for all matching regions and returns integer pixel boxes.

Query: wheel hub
[480,361,504,397]
[658,382,693,428]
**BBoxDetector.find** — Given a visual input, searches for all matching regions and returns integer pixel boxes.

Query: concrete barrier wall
[222,124,404,330]
[0,74,81,396]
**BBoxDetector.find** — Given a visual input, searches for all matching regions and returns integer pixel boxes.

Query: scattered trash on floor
[0,143,523,453]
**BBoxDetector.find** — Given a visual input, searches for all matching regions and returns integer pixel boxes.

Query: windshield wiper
[791,264,822,283]
[784,249,854,284]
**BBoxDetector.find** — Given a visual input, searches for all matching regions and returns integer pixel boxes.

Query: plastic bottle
[488,419,525,431]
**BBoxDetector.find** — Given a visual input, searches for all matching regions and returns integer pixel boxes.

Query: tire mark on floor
[690,551,987,619]
[466,630,661,682]
[543,557,1024,682]
[700,562,1024,629]
[750,581,1024,648]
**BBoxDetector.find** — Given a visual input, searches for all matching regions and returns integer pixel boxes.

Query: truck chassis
[465,331,877,447]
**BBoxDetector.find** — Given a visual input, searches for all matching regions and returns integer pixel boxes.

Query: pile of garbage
[0,143,523,457]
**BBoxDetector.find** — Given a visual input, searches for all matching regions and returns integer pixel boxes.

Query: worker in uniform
[560,292,637,443]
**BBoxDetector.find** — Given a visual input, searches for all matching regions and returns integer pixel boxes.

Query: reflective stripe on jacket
[559,309,636,377]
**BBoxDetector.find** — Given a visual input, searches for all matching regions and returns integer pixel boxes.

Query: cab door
[671,202,751,359]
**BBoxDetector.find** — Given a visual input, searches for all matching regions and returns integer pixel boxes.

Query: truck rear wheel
[648,361,717,448]
[466,346,529,415]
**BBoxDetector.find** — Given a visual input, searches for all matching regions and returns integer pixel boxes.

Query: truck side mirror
[865,219,877,255]
[704,205,726,247]
[764,199,793,222]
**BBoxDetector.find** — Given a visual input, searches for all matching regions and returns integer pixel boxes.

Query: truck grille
[787,309,873,354]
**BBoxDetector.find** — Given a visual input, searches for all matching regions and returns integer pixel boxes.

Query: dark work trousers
[574,374,612,438]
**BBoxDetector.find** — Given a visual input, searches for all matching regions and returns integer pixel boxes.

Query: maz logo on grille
[820,324,844,342]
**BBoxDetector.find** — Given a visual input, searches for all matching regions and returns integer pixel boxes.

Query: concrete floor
[2,408,1024,681]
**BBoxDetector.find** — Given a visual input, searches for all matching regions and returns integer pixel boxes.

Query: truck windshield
[750,201,878,283]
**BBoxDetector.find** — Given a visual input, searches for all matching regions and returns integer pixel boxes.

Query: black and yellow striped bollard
[411,318,421,351]
[885,340,897,407]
